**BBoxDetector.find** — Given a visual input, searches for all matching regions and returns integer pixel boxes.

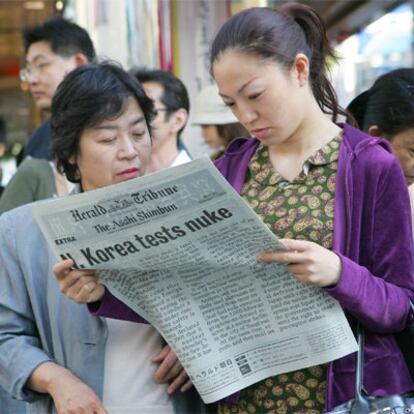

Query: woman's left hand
[152,345,193,394]
[53,259,105,304]
[257,239,342,288]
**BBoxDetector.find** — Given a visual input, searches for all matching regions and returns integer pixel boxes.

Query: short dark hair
[23,17,96,62]
[210,4,346,122]
[133,69,189,137]
[347,68,414,138]
[51,61,155,183]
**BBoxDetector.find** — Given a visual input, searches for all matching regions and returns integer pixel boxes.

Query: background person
[21,17,95,161]
[192,83,249,160]
[347,68,414,187]
[0,62,205,414]
[0,18,95,214]
[133,69,192,172]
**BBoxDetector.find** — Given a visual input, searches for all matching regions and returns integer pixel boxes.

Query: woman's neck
[268,107,341,181]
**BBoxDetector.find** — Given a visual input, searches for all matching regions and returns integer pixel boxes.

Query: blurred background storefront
[0,0,413,185]
[332,2,414,106]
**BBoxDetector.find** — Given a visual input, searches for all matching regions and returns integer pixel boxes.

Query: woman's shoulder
[342,123,397,166]
[0,202,36,225]
[341,124,404,194]
[0,204,39,252]
[0,188,55,230]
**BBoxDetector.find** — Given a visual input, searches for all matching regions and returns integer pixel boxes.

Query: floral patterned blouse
[219,133,342,414]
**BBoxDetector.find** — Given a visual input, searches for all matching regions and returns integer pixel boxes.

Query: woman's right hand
[29,361,107,414]
[53,259,105,304]
[48,369,107,414]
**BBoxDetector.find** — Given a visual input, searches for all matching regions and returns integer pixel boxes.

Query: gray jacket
[0,203,206,413]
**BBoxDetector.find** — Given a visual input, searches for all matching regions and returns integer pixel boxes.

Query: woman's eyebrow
[219,77,258,99]
[131,116,145,125]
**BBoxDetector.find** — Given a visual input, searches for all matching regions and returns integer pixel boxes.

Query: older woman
[0,62,205,414]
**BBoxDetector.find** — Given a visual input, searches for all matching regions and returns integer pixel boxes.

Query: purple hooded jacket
[92,124,414,410]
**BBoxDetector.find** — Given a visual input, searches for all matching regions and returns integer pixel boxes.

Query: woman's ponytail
[278,2,346,122]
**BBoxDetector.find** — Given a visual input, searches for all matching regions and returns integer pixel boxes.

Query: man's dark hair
[23,17,96,62]
[133,69,189,138]
[51,61,155,183]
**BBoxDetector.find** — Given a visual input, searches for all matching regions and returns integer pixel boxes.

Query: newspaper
[32,157,358,403]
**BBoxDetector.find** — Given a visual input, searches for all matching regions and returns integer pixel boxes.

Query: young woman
[54,5,414,414]
[210,4,414,413]
[192,84,249,160]
[0,62,205,414]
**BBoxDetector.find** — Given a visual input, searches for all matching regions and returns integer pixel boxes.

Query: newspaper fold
[33,157,357,403]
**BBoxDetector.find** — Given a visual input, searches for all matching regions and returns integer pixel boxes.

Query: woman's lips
[118,168,139,180]
[251,127,270,139]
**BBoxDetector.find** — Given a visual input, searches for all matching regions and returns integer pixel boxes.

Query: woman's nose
[237,105,258,126]
[119,135,138,158]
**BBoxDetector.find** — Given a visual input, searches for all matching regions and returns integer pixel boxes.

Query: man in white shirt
[134,70,192,172]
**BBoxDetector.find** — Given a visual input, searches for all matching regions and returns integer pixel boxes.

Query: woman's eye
[99,137,116,144]
[224,101,234,108]
[132,131,146,139]
[248,92,262,100]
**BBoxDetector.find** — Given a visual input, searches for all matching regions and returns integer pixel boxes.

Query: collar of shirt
[247,131,343,188]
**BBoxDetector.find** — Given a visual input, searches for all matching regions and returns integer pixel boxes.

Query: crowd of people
[0,3,414,414]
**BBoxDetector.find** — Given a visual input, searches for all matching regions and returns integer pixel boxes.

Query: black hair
[210,4,347,122]
[133,69,189,137]
[23,17,96,62]
[51,61,155,183]
[347,68,414,138]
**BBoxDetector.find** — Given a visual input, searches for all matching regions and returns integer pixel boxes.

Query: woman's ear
[368,125,382,137]
[293,53,310,86]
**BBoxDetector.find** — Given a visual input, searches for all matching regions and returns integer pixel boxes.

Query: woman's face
[201,125,225,149]
[390,127,414,186]
[73,97,151,192]
[212,50,306,148]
